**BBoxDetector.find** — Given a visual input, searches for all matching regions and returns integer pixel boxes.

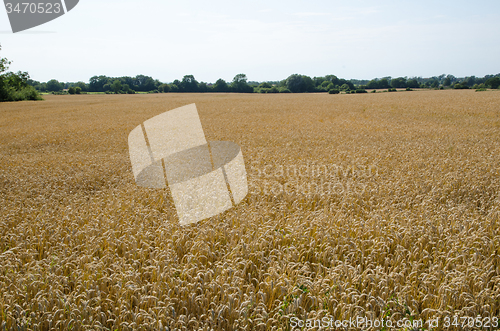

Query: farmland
[1,90,500,330]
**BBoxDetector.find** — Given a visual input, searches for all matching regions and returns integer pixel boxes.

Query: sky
[1,0,499,83]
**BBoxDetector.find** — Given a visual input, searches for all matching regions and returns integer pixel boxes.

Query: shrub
[453,83,469,89]
[355,89,367,93]
[1,85,42,101]
[127,89,136,94]
[279,88,291,93]
[268,86,279,93]
[388,88,397,92]
[68,87,76,95]
[485,77,500,89]
[405,87,413,91]
[328,89,340,94]
[75,87,81,94]
[475,88,487,92]
[371,89,377,93]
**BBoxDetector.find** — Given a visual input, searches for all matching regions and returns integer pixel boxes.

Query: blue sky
[1,0,499,83]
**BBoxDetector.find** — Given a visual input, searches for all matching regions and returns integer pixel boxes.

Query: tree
[75,81,87,92]
[486,77,500,89]
[158,84,170,93]
[198,82,208,92]
[169,83,179,92]
[1,44,41,101]
[391,77,407,88]
[122,84,131,93]
[181,75,199,92]
[68,87,76,94]
[75,87,81,94]
[89,75,109,92]
[112,79,122,94]
[0,46,11,75]
[285,74,315,93]
[46,79,63,92]
[407,79,419,88]
[231,74,253,93]
[378,78,390,89]
[213,78,229,92]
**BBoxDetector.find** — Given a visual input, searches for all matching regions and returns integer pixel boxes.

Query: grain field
[1,90,500,330]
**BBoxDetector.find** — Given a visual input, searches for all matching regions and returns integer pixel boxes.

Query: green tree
[46,79,63,92]
[112,79,122,94]
[0,45,11,75]
[75,87,81,94]
[1,44,41,101]
[68,87,76,94]
[486,77,500,89]
[75,81,87,92]
[169,83,179,92]
[213,78,229,92]
[407,79,419,88]
[181,75,199,92]
[89,75,109,92]
[231,74,253,93]
[198,82,208,92]
[391,77,407,88]
[285,74,315,93]
[158,84,170,93]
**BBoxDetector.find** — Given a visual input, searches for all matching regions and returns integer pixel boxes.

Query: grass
[1,90,500,330]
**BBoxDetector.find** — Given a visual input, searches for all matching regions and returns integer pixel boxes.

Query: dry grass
[1,90,500,330]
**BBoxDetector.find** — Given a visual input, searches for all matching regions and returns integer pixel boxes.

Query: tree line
[2,43,500,102]
[29,73,500,96]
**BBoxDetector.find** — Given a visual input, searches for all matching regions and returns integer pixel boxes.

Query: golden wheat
[0,90,499,330]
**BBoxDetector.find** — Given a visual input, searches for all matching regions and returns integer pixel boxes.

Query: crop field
[1,90,500,330]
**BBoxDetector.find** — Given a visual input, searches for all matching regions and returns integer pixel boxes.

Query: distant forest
[2,42,500,102]
[28,73,500,95]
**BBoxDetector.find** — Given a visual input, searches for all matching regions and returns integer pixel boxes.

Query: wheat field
[1,90,500,330]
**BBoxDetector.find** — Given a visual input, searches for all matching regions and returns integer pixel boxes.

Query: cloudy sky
[1,0,499,83]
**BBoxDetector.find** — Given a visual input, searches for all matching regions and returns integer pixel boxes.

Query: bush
[279,88,291,93]
[268,86,279,93]
[68,87,76,95]
[355,89,367,93]
[1,85,42,101]
[475,88,487,92]
[75,87,81,94]
[405,87,413,91]
[127,89,136,94]
[328,89,339,94]
[387,88,397,92]
[453,83,469,89]
[371,89,377,93]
